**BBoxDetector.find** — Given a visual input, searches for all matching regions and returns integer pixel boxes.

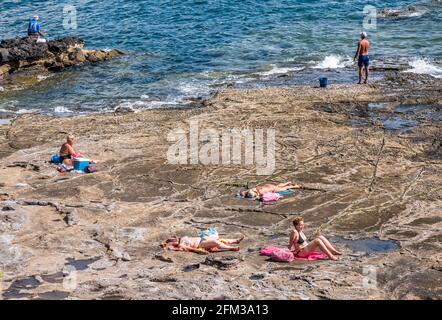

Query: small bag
[50,154,61,164]
[261,192,280,203]
[198,227,218,240]
[270,248,295,263]
[85,164,97,173]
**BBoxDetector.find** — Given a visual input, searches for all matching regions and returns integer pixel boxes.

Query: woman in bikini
[241,181,303,199]
[163,234,245,254]
[288,216,341,261]
[59,134,83,166]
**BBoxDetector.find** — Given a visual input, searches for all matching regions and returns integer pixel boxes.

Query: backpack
[261,192,280,203]
[85,164,97,173]
[270,248,295,263]
[28,21,39,33]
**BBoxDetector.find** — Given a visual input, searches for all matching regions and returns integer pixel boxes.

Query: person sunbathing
[288,216,341,261]
[59,134,83,166]
[163,234,245,254]
[241,182,303,199]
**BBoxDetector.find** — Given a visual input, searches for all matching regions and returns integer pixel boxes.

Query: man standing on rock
[354,31,370,84]
[27,15,45,38]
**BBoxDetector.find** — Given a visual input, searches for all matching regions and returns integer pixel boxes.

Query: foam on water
[0,1,440,116]
[312,55,353,69]
[256,65,304,77]
[404,58,442,78]
[37,75,51,82]
[54,106,72,113]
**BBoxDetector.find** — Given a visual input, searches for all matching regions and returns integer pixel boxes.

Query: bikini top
[297,233,305,245]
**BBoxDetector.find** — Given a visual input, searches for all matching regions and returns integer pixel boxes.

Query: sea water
[0,0,440,115]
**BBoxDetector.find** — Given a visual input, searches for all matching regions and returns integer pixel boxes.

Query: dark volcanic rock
[0,37,48,62]
[0,36,123,89]
[47,36,84,53]
[203,256,241,270]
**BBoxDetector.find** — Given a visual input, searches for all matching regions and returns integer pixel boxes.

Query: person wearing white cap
[28,15,45,37]
[353,31,370,84]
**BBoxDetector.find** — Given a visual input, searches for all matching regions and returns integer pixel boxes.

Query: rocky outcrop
[377,6,422,18]
[0,36,123,83]
[0,72,440,300]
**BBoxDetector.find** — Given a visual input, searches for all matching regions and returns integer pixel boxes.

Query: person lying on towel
[59,134,84,166]
[162,232,245,254]
[288,216,342,261]
[241,181,303,199]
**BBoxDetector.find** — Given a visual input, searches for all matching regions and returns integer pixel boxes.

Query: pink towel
[260,245,328,261]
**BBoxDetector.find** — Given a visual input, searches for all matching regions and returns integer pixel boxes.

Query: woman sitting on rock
[241,181,303,199]
[162,233,245,254]
[59,134,83,166]
[288,216,342,261]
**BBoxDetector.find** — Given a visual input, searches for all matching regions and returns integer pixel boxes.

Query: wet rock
[0,36,123,93]
[47,36,84,53]
[0,37,49,62]
[182,263,200,272]
[249,273,265,280]
[2,204,16,211]
[0,64,10,79]
[68,48,86,63]
[378,6,419,18]
[203,256,241,270]
[154,253,174,263]
[114,105,135,114]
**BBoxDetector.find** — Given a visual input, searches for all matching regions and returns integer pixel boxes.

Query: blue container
[319,77,328,88]
[73,158,90,171]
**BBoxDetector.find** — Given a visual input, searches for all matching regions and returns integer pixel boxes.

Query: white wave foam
[257,65,304,76]
[37,75,50,82]
[16,109,39,114]
[140,94,150,99]
[407,10,425,17]
[404,58,442,79]
[312,55,352,69]
[177,82,209,95]
[115,99,181,111]
[54,106,73,113]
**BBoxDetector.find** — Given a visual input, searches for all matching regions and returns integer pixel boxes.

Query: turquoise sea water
[0,0,441,115]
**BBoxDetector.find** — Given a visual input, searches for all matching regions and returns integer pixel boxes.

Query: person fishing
[354,31,370,84]
[27,15,45,38]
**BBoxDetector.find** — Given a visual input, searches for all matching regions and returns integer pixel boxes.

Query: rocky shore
[0,71,441,300]
[0,36,123,93]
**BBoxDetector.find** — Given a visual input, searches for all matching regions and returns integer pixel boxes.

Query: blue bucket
[319,77,328,88]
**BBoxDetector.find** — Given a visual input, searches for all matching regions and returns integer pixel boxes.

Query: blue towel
[198,227,218,240]
[236,189,294,200]
[277,189,294,196]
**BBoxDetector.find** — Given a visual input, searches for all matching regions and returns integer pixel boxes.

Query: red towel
[260,245,328,261]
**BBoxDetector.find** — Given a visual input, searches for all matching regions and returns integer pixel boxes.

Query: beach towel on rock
[261,192,280,203]
[198,227,218,240]
[260,245,328,261]
[236,189,294,201]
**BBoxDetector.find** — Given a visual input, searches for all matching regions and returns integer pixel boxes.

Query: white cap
[361,32,367,39]
[33,15,39,20]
